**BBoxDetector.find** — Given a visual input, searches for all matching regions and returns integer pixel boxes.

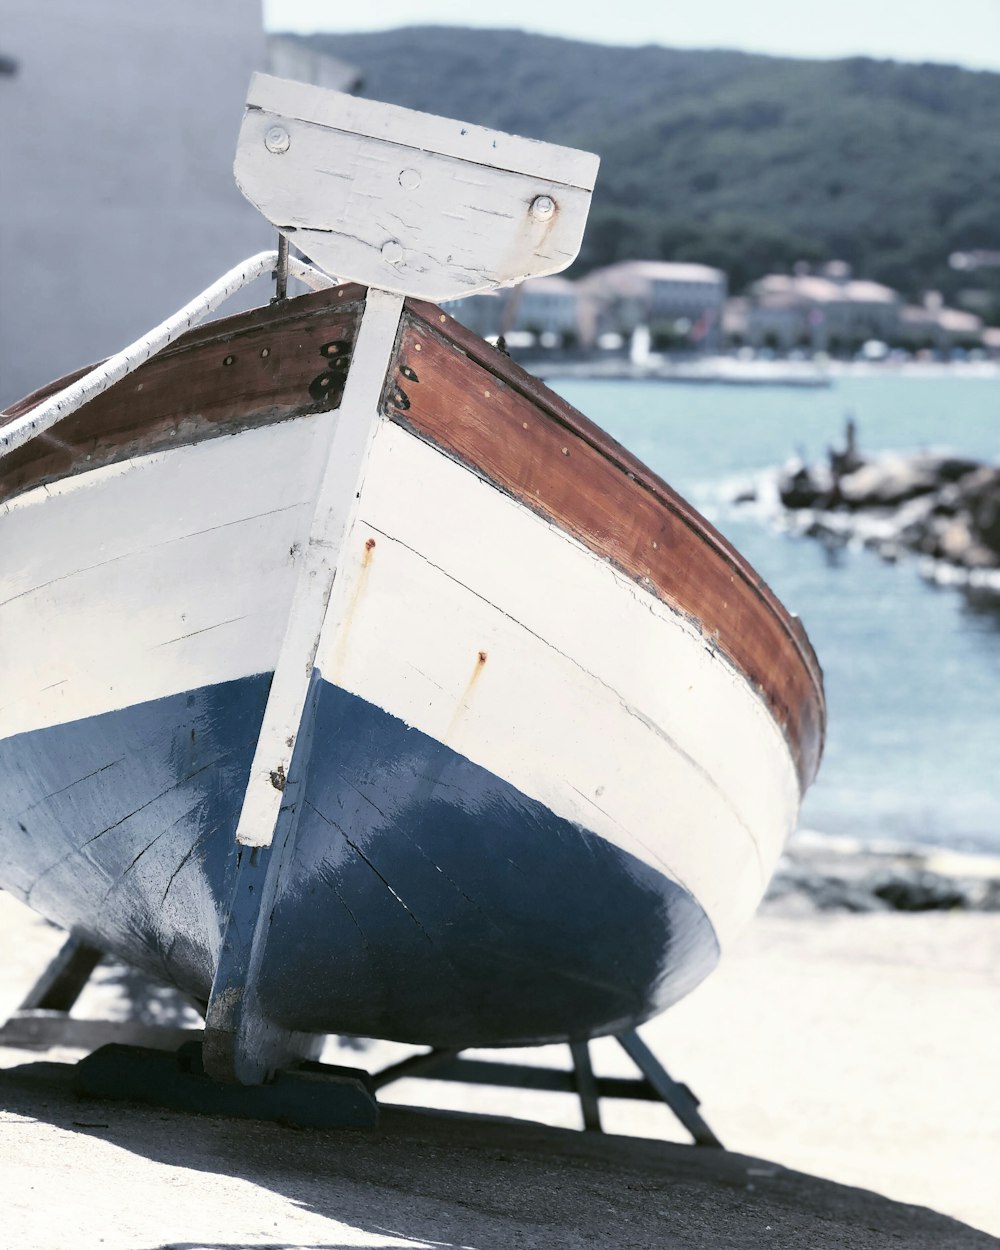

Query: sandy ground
[2,888,999,1247]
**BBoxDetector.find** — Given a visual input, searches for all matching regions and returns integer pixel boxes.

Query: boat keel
[2,934,719,1144]
[75,1040,378,1129]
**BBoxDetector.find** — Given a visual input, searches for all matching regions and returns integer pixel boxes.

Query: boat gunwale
[0,282,369,428]
[1,284,825,789]
[0,286,367,506]
[396,300,825,789]
[407,298,825,707]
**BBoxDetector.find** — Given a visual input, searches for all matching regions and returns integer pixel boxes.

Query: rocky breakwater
[765,835,1000,915]
[775,425,1000,578]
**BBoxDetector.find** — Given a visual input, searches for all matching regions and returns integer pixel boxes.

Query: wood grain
[236,75,597,302]
[0,285,366,505]
[386,302,825,791]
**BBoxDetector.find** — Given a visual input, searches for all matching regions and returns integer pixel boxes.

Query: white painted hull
[2,410,798,956]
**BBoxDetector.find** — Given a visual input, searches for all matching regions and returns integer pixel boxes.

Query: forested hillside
[291,27,1000,307]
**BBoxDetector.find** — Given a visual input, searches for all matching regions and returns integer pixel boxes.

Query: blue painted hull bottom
[1,676,720,1047]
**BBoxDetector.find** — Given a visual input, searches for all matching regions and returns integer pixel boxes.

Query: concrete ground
[2,889,999,1249]
[2,1056,997,1250]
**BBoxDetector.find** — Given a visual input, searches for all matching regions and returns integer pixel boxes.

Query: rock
[775,445,1000,574]
[917,514,999,569]
[893,494,940,549]
[837,454,948,510]
[765,865,890,912]
[979,879,1000,911]
[937,517,980,564]
[763,838,1000,917]
[958,466,1000,557]
[932,455,983,484]
[870,869,970,912]
[928,483,965,517]
[778,459,832,509]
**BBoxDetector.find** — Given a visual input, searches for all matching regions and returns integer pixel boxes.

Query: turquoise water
[552,374,1000,853]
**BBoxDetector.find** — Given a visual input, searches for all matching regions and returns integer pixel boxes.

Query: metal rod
[274,233,289,302]
[379,1056,662,1100]
[617,1030,723,1148]
[371,1047,461,1090]
[570,1041,603,1132]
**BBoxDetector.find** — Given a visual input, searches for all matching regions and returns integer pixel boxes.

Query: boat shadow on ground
[1,1057,997,1250]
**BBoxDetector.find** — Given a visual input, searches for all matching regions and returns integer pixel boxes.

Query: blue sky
[262,0,1000,73]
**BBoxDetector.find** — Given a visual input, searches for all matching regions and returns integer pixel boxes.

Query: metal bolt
[399,167,421,190]
[381,240,404,265]
[265,126,290,154]
[530,195,556,221]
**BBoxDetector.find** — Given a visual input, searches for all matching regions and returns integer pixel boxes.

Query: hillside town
[443,257,1000,361]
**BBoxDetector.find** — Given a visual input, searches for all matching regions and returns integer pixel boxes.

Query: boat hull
[1,670,717,1046]
[0,287,824,1050]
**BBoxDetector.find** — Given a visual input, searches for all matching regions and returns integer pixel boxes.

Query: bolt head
[399,167,421,190]
[530,195,556,221]
[265,126,290,155]
[381,240,404,265]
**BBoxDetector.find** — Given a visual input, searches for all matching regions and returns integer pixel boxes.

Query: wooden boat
[0,77,824,1087]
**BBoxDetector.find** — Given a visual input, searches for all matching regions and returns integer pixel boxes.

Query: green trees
[297,28,1000,312]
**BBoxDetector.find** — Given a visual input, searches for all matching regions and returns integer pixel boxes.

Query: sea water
[552,373,1000,854]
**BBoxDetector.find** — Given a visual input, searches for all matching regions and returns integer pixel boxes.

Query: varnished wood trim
[0,284,367,504]
[386,302,825,791]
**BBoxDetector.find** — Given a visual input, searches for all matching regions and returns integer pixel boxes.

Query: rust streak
[387,307,825,792]
[328,535,377,678]
[444,648,490,743]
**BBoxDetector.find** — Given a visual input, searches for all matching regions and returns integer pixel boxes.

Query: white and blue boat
[0,76,825,1089]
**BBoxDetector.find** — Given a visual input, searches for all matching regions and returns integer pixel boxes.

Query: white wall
[0,1,272,407]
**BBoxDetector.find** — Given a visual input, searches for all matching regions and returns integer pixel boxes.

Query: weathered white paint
[1,399,802,943]
[245,76,599,187]
[235,74,599,302]
[0,253,333,457]
[233,289,404,848]
[315,421,802,945]
[0,416,329,742]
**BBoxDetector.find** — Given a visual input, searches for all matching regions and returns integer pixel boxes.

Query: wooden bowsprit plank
[235,73,599,303]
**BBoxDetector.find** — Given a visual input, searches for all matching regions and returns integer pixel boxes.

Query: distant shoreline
[528,354,1000,386]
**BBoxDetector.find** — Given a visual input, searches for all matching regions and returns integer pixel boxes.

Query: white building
[0,6,358,409]
[577,260,727,352]
[514,276,580,341]
[0,1,276,408]
[741,264,902,353]
[442,275,582,346]
[898,294,984,352]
